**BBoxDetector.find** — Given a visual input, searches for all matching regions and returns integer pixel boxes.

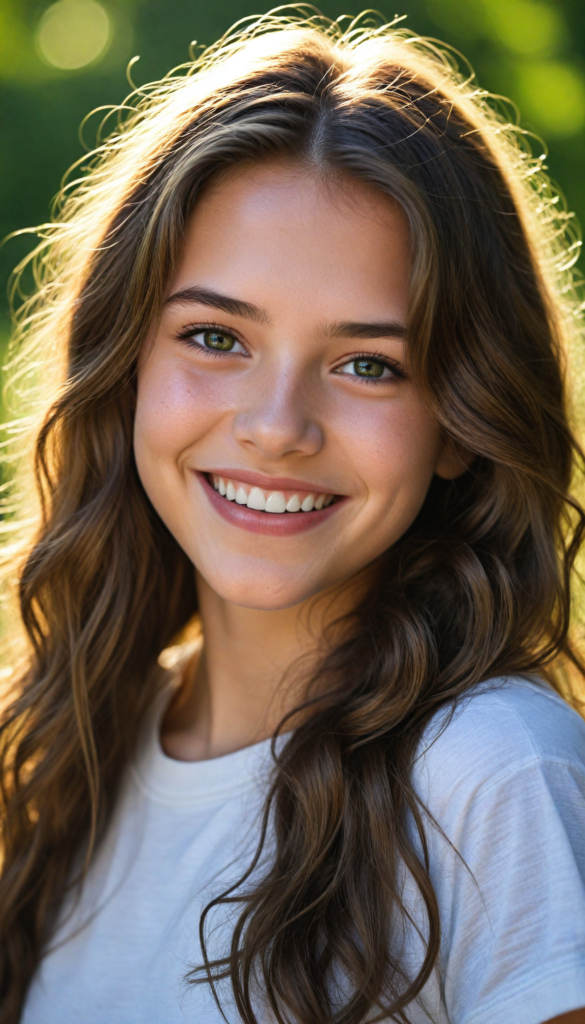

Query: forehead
[196,158,408,227]
[171,161,411,324]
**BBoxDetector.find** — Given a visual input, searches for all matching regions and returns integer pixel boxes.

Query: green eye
[353,358,385,378]
[203,330,236,351]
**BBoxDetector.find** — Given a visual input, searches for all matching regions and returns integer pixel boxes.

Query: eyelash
[175,322,248,356]
[336,350,407,384]
[175,325,407,381]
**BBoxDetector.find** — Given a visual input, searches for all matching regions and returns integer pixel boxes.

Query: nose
[232,362,324,460]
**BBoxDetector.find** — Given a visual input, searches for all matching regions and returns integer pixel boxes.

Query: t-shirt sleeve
[421,756,585,1024]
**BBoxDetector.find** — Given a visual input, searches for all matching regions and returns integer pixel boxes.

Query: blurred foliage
[0,0,584,344]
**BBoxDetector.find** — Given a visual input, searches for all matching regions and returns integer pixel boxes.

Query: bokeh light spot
[516,61,585,137]
[36,0,111,70]
[487,0,564,56]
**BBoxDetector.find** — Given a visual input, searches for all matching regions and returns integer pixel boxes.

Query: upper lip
[199,468,340,494]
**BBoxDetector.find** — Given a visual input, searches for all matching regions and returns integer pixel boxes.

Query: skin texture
[134,161,467,758]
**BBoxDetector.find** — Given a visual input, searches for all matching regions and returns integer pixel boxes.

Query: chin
[201,564,326,612]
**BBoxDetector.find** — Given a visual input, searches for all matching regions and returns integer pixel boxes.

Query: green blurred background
[1,0,584,352]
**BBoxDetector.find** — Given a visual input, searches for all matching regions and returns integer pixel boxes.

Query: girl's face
[135,162,462,610]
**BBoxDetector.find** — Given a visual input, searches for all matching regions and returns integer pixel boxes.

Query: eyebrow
[164,286,270,324]
[164,285,406,340]
[327,320,407,340]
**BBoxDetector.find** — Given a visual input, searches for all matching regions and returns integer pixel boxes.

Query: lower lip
[196,472,345,536]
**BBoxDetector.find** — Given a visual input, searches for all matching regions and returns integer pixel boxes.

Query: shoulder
[410,678,585,1023]
[413,676,585,821]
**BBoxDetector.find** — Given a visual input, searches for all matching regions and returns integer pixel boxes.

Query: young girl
[1,10,584,1024]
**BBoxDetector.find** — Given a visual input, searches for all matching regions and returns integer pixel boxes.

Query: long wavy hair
[1,9,584,1023]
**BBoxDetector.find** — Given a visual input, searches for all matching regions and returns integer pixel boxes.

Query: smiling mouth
[207,473,336,514]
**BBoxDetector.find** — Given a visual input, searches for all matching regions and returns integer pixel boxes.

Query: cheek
[333,390,442,509]
[133,357,228,469]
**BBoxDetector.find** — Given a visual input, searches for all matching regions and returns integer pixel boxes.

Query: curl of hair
[0,9,584,1023]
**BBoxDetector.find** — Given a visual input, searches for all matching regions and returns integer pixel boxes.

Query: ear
[435,434,475,480]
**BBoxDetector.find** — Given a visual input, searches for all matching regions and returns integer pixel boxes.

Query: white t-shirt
[22,675,585,1024]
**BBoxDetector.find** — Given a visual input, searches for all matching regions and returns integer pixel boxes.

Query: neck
[161,570,367,761]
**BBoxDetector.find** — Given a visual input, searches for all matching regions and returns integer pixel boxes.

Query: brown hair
[1,10,584,1023]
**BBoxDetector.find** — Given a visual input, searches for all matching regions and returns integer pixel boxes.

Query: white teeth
[265,491,286,514]
[247,486,266,511]
[211,475,334,513]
